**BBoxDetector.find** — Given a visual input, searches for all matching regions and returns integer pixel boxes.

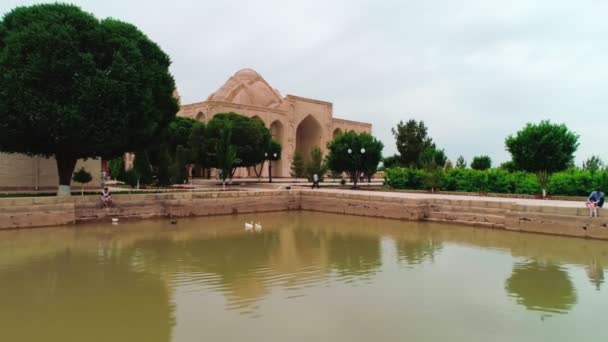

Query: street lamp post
[347,147,365,188]
[265,152,278,183]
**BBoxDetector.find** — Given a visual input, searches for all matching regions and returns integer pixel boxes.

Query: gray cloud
[3,0,607,165]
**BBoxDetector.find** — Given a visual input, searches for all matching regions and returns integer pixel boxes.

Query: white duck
[111,218,119,223]
[244,222,254,231]
[254,222,262,232]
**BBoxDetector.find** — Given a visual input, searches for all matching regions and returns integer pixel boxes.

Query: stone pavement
[300,188,586,208]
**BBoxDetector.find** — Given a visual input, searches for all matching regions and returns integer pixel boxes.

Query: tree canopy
[505,120,579,194]
[326,131,384,187]
[206,113,271,169]
[391,119,434,167]
[0,3,178,195]
[470,155,492,171]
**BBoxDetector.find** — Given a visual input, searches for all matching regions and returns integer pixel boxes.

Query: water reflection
[0,250,173,342]
[396,234,442,266]
[0,212,607,341]
[327,233,381,277]
[587,259,605,290]
[505,261,577,314]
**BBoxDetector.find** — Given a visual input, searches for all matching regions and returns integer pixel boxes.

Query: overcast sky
[3,0,608,165]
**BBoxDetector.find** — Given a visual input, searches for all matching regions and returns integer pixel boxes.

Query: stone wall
[1,189,608,241]
[0,153,102,190]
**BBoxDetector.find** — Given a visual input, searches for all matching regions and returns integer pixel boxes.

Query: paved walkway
[302,188,586,208]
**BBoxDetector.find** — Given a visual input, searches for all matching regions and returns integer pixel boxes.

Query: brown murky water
[0,211,606,342]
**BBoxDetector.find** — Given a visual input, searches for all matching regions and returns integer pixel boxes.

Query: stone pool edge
[1,189,607,240]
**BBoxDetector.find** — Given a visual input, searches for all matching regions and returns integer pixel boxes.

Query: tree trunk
[254,161,265,179]
[55,153,77,196]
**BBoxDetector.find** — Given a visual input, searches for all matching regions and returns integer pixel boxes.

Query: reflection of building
[177,69,372,177]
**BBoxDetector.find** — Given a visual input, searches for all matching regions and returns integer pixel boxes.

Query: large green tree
[505,120,579,197]
[206,113,271,171]
[215,125,240,190]
[167,117,197,155]
[304,147,328,182]
[470,155,492,171]
[0,4,178,195]
[326,131,384,188]
[391,119,434,167]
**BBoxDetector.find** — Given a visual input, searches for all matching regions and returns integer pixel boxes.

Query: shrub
[72,167,93,196]
[385,168,427,190]
[471,155,492,170]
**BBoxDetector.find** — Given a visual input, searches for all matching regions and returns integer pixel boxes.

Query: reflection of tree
[505,261,577,314]
[131,232,281,306]
[396,238,442,265]
[327,233,381,277]
[586,259,605,290]
[0,250,172,342]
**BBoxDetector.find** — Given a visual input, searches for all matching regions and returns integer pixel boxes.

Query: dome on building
[207,69,283,108]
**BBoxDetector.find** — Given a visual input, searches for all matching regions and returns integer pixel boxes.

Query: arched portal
[332,128,343,139]
[195,111,206,122]
[270,120,285,177]
[251,115,263,124]
[296,115,322,162]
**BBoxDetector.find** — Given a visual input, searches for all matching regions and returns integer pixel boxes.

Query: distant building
[178,69,371,177]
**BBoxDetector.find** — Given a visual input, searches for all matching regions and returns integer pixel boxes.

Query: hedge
[385,167,606,196]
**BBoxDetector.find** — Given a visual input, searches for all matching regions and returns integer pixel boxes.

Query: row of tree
[107,113,281,189]
[289,131,384,188]
[385,119,581,197]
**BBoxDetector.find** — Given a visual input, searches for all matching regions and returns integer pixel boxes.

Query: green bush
[387,167,545,195]
[385,168,427,190]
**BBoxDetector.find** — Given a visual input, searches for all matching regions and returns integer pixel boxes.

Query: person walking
[312,173,320,189]
[587,187,605,217]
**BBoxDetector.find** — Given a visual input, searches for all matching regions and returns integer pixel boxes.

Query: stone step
[426,211,506,225]
[429,204,508,215]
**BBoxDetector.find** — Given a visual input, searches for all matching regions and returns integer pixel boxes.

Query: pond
[0,211,606,341]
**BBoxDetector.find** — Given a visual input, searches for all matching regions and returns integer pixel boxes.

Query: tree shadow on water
[505,260,577,315]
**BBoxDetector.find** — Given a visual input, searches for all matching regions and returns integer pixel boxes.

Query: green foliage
[499,160,519,172]
[384,168,427,189]
[154,148,172,186]
[506,120,579,192]
[72,166,93,196]
[188,121,210,168]
[420,147,447,169]
[391,119,434,167]
[123,169,139,189]
[444,160,453,170]
[133,151,153,186]
[167,117,197,155]
[290,151,306,178]
[582,155,604,174]
[268,140,282,161]
[326,131,384,186]
[206,113,270,168]
[72,167,92,185]
[386,167,550,195]
[382,154,401,169]
[547,169,608,196]
[455,156,467,169]
[305,147,328,181]
[108,158,124,180]
[0,4,178,192]
[215,126,240,187]
[470,155,492,170]
[169,145,191,184]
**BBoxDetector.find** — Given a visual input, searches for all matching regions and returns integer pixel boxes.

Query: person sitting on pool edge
[101,187,113,208]
[586,187,604,217]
